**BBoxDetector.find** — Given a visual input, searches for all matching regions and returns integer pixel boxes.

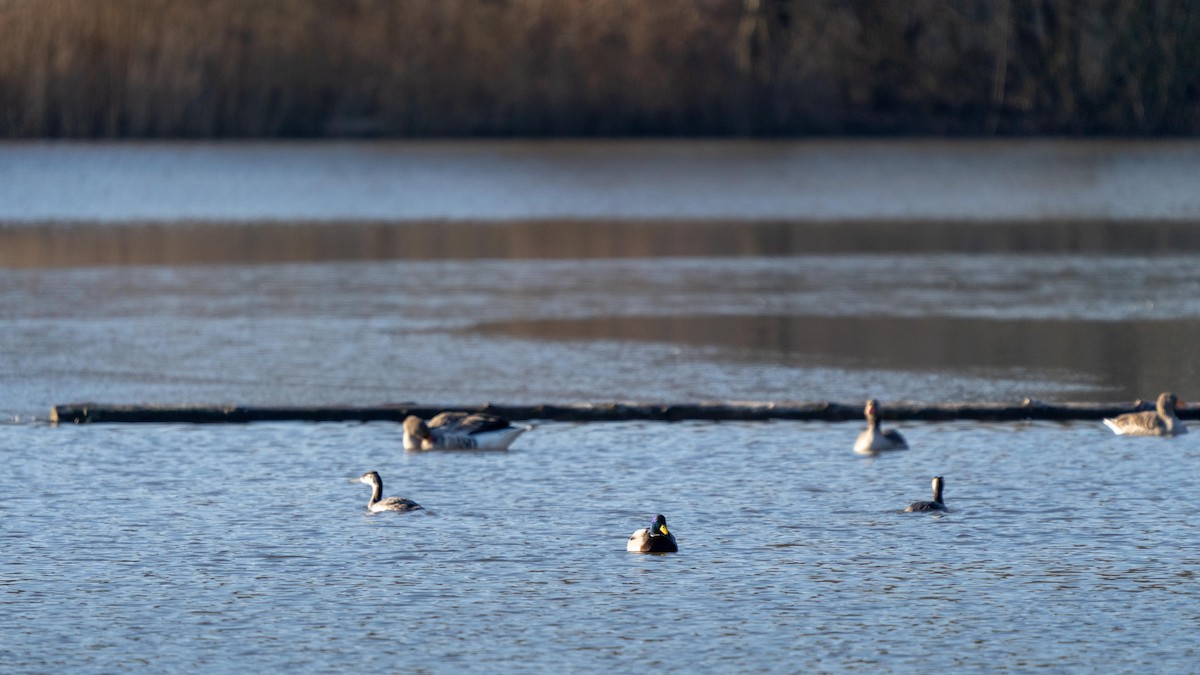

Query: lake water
[3,139,1199,222]
[3,419,1198,672]
[2,254,1199,420]
[2,140,1199,671]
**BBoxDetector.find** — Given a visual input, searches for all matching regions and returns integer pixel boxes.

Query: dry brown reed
[1,0,1197,137]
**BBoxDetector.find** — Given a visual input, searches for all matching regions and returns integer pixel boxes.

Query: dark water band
[49,400,1186,425]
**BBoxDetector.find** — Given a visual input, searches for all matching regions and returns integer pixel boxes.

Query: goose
[854,399,909,454]
[1103,392,1188,436]
[357,471,422,513]
[402,412,529,451]
[627,514,678,553]
[905,476,946,512]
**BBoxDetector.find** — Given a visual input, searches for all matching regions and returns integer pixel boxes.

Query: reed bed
[1,0,1197,137]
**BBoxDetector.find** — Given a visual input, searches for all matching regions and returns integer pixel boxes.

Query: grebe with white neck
[905,476,946,512]
[357,471,422,513]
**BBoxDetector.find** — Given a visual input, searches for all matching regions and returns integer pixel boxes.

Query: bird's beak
[658,524,670,536]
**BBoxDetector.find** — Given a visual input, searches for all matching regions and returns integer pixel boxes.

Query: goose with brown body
[854,399,909,454]
[1103,392,1188,437]
[403,412,530,451]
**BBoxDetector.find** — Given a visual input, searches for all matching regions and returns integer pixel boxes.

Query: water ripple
[2,420,1198,670]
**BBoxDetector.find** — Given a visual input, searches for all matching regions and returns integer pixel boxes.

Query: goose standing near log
[402,412,530,450]
[854,399,909,454]
[357,471,423,513]
[1103,392,1188,436]
[905,476,947,512]
[627,514,678,553]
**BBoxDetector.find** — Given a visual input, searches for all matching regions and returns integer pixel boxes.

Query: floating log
[48,399,1187,425]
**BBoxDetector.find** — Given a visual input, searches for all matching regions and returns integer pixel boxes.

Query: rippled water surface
[3,419,1198,672]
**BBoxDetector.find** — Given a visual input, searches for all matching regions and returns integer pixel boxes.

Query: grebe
[358,471,422,513]
[626,514,678,553]
[854,399,909,454]
[402,412,529,451]
[1103,392,1188,436]
[905,476,946,512]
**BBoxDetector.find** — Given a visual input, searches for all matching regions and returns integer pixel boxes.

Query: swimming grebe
[905,476,946,512]
[402,412,530,451]
[358,471,422,513]
[626,514,678,553]
[1103,392,1188,436]
[854,399,909,454]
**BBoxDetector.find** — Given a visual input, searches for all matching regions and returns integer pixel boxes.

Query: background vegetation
[1,0,1197,137]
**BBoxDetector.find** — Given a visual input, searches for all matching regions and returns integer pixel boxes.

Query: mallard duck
[1103,392,1188,436]
[626,514,678,553]
[402,412,529,450]
[357,471,422,513]
[905,476,946,512]
[854,399,909,454]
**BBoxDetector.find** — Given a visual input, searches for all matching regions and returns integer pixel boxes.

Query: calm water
[3,419,1198,672]
[2,139,1199,222]
[2,255,1199,420]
